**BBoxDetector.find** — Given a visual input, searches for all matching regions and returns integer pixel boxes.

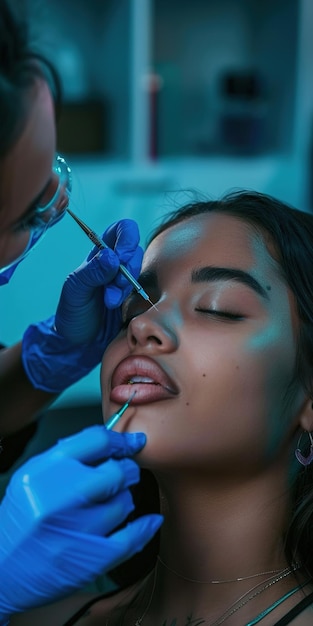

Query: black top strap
[272,590,313,626]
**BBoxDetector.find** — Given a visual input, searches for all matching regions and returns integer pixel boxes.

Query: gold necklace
[208,568,301,626]
[133,562,301,626]
[157,555,288,584]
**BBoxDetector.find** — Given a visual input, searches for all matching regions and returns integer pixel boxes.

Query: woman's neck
[143,464,296,622]
[157,466,290,581]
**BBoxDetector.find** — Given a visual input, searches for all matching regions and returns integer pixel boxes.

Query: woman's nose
[127,305,179,353]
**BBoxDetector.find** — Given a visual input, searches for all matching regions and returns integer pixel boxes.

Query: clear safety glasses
[31,154,72,227]
[0,154,72,278]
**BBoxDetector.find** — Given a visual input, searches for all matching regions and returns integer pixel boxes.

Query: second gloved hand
[0,426,163,622]
[22,219,143,392]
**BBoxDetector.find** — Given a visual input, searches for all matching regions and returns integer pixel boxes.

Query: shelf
[35,0,301,162]
[152,0,298,158]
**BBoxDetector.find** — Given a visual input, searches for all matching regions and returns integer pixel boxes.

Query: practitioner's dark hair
[0,0,61,158]
[111,190,313,587]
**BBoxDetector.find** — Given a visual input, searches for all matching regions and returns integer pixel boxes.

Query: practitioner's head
[0,0,69,277]
[101,191,313,480]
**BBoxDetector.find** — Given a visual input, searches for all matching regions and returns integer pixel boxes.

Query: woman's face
[0,79,57,268]
[101,213,306,474]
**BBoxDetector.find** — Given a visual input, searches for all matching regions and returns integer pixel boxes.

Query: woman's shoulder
[9,578,146,626]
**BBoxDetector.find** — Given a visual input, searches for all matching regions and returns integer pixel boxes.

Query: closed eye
[195,308,244,321]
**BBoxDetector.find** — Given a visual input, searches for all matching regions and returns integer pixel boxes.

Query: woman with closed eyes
[12,190,313,625]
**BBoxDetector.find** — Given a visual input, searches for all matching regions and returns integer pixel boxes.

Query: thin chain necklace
[157,555,288,584]
[132,561,302,626]
[208,568,302,626]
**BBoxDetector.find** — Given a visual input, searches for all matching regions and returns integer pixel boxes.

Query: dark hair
[149,189,313,578]
[111,190,313,587]
[0,0,61,158]
[149,190,313,395]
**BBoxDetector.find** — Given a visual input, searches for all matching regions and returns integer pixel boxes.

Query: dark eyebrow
[191,266,270,300]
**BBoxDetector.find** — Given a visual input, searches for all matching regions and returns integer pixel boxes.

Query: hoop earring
[295,431,313,466]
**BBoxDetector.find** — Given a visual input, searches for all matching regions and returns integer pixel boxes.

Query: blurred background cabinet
[38,0,311,165]
[1,0,313,408]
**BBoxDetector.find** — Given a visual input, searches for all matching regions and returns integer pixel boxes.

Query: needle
[66,208,157,310]
[104,391,137,430]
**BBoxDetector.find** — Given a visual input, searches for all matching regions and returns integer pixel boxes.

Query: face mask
[0,155,71,285]
[0,228,51,285]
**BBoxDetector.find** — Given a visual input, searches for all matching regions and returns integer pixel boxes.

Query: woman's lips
[110,356,179,405]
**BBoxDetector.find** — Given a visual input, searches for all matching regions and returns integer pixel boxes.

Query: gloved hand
[22,219,143,392]
[0,426,162,622]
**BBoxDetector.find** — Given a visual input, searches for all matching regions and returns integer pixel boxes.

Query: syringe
[66,208,156,308]
[104,391,137,430]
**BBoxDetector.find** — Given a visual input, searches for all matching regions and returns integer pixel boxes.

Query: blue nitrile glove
[0,426,163,622]
[22,219,143,392]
